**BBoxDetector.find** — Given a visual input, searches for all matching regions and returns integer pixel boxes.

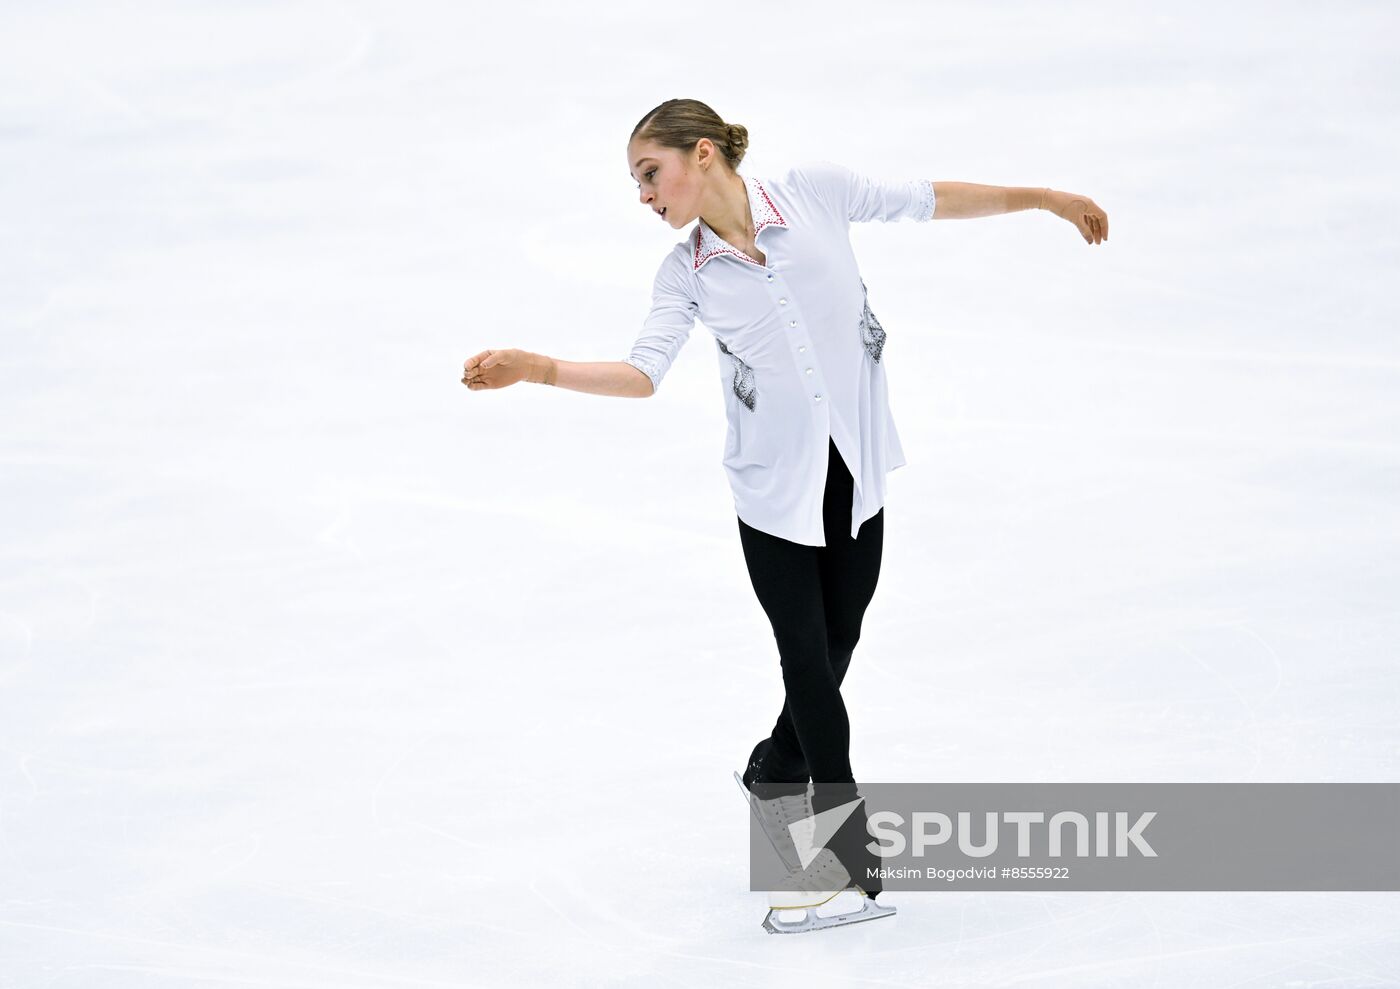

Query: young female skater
[462,99,1108,933]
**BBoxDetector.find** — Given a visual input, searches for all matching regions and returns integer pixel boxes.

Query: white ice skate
[734,771,896,934]
[733,769,811,872]
[762,846,896,935]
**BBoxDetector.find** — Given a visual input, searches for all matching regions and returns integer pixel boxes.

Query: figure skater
[462,98,1108,934]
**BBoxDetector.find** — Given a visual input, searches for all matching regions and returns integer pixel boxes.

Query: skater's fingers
[1083,198,1107,245]
[463,353,494,388]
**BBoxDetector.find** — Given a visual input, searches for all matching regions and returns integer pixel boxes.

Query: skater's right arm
[462,249,693,400]
[462,350,655,397]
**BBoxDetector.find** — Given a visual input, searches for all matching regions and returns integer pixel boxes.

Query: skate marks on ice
[733,771,897,935]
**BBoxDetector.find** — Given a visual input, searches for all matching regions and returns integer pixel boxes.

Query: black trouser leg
[739,437,884,786]
[737,516,851,789]
[737,437,886,894]
[771,472,883,784]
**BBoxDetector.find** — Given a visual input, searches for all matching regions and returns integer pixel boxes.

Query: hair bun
[726,122,749,154]
[630,99,749,171]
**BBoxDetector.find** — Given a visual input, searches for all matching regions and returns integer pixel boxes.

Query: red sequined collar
[693,175,788,271]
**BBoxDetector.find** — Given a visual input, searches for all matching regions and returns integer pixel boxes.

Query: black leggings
[737,435,884,811]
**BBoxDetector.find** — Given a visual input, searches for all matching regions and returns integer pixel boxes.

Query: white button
[798,346,806,353]
[805,368,813,375]
[779,298,788,305]
[814,394,823,402]
[788,320,796,327]
[766,274,773,281]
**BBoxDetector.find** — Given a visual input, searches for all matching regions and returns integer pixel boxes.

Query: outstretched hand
[1046,190,1108,245]
[463,348,528,390]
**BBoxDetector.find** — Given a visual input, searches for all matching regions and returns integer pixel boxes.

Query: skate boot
[734,770,811,874]
[736,739,815,872]
[762,847,896,935]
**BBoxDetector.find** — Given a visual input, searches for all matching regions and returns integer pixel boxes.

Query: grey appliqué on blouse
[716,339,757,411]
[851,277,884,361]
[858,278,887,363]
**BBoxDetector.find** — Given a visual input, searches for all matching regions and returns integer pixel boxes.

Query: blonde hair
[631,98,749,172]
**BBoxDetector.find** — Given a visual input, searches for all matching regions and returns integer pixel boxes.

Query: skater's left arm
[932,182,1108,245]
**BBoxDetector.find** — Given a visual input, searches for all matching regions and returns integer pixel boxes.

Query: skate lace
[773,791,814,830]
[775,847,851,893]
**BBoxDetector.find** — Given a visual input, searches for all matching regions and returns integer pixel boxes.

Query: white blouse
[624,161,936,547]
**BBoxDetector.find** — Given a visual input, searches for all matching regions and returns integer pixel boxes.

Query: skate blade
[762,892,896,935]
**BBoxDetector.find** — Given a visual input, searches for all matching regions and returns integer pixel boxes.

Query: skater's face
[628,136,717,229]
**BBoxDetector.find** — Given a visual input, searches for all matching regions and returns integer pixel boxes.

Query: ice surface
[2,1,1398,985]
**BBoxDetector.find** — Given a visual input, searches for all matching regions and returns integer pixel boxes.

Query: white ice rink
[3,1,1398,985]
